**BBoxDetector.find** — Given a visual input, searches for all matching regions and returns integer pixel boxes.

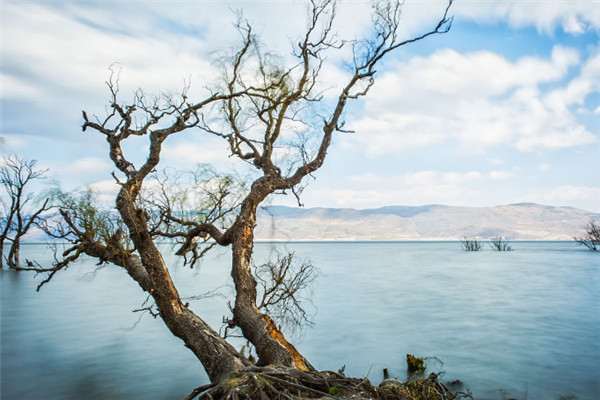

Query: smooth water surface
[1,242,598,399]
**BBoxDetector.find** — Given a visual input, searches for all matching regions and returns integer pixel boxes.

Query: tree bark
[7,238,20,269]
[0,207,14,267]
[229,178,313,371]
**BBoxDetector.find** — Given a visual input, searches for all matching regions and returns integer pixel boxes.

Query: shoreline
[16,239,583,245]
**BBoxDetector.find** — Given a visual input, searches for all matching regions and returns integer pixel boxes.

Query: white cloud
[0,74,44,101]
[405,47,579,97]
[337,0,599,42]
[520,185,600,213]
[348,170,484,188]
[454,0,600,34]
[401,170,483,186]
[349,114,447,156]
[545,51,600,116]
[487,158,504,166]
[401,170,438,186]
[0,135,27,153]
[346,46,598,156]
[0,0,394,111]
[24,159,110,200]
[2,0,598,214]
[316,170,485,208]
[71,157,112,176]
[1,2,218,110]
[296,183,483,209]
[538,164,551,171]
[488,170,516,180]
[161,138,237,169]
[86,180,120,204]
[349,172,380,184]
[44,156,112,185]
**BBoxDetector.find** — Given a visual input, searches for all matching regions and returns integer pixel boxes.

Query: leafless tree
[489,236,512,251]
[461,236,482,251]
[0,156,50,268]
[574,220,600,251]
[32,0,454,393]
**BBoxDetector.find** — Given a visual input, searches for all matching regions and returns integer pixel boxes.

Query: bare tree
[192,0,453,372]
[461,236,482,251]
[32,0,454,394]
[489,236,512,251]
[574,220,600,251]
[0,156,50,268]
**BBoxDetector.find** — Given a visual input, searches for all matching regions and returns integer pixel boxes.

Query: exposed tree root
[186,367,474,400]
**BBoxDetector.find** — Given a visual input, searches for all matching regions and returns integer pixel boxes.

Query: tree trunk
[7,238,20,269]
[1,220,10,268]
[116,189,251,383]
[139,243,251,382]
[229,182,313,371]
[0,238,5,268]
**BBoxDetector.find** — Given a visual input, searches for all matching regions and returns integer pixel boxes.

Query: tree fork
[116,187,252,382]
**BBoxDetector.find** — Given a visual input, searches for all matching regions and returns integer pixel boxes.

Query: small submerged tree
[461,236,482,251]
[574,220,600,251]
[489,236,512,252]
[0,156,50,269]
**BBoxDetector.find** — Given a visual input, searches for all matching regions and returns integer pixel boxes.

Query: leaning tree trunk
[229,180,313,371]
[7,237,20,269]
[116,188,251,383]
[0,238,5,268]
[0,224,10,268]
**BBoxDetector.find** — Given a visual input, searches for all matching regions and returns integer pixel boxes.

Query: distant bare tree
[0,156,50,268]
[574,220,600,251]
[489,236,512,251]
[461,236,482,251]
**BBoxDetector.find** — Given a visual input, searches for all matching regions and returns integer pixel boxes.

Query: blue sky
[1,0,599,212]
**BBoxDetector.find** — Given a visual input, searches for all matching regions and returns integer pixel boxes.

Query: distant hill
[255,203,599,241]
[21,203,598,242]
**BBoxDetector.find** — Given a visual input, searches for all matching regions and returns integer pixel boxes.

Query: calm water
[1,242,598,400]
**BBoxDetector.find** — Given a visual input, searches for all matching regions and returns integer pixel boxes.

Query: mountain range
[254,203,598,241]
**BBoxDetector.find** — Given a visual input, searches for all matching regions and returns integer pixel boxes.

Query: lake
[1,241,598,400]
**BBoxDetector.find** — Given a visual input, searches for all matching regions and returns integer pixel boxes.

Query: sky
[1,0,599,212]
